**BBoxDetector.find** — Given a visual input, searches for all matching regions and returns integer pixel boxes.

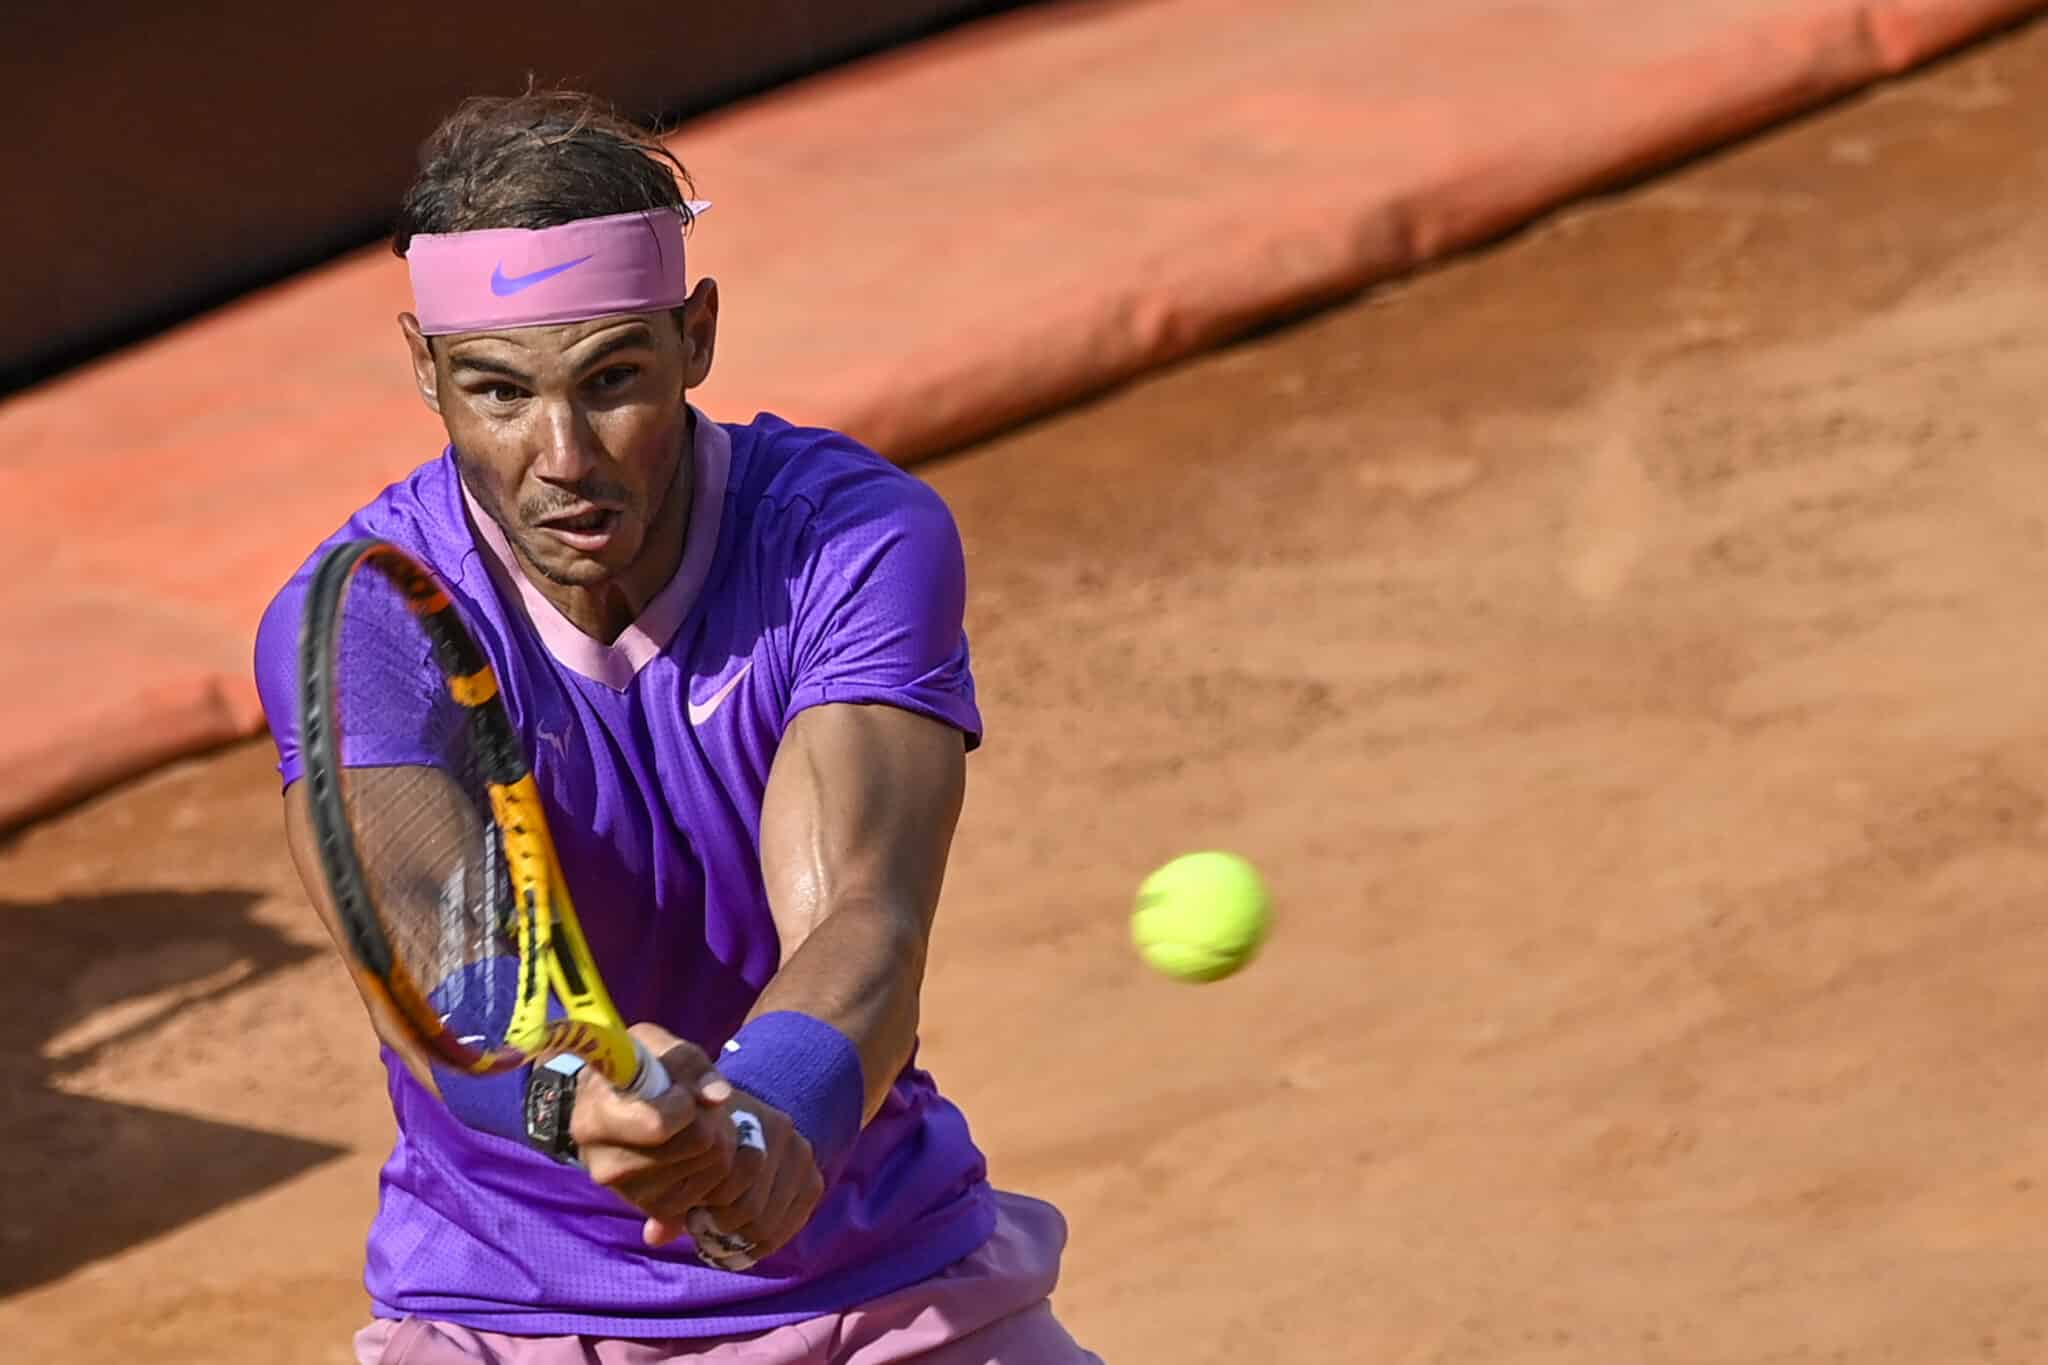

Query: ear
[679,278,720,391]
[399,313,443,415]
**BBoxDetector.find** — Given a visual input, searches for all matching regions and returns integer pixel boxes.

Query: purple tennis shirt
[251,409,997,1336]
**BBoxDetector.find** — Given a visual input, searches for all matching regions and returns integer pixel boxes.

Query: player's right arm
[278,780,445,1096]
[257,558,446,1095]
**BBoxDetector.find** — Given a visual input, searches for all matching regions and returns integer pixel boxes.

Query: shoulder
[720,417,981,746]
[260,454,471,609]
[252,453,475,703]
[721,413,961,577]
[725,414,953,531]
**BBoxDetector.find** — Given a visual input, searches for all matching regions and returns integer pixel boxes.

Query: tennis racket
[296,537,761,1268]
[295,537,672,1101]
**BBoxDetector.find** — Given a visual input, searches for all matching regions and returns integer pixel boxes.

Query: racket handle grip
[625,1034,672,1100]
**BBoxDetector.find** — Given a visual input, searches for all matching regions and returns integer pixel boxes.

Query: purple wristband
[715,1012,866,1177]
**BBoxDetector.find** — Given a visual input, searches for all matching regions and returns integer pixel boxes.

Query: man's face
[401,282,718,588]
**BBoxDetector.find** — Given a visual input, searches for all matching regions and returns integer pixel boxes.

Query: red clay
[9,18,2048,1361]
[0,0,2037,833]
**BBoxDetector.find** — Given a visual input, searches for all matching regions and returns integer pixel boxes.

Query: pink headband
[405,202,710,335]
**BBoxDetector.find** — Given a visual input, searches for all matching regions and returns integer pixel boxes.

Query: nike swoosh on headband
[410,203,714,335]
[490,254,596,297]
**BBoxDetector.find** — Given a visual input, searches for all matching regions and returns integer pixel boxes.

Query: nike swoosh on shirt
[489,254,594,296]
[687,661,754,726]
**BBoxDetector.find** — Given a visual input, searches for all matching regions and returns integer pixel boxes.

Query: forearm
[740,702,964,1166]
[283,789,445,1096]
[747,901,929,1120]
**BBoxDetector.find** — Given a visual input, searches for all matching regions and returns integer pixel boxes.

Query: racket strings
[330,561,524,1047]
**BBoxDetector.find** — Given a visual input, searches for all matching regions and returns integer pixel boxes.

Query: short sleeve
[782,473,982,750]
[252,545,466,787]
[253,566,315,787]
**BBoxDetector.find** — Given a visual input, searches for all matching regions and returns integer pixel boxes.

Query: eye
[479,382,526,405]
[589,364,639,393]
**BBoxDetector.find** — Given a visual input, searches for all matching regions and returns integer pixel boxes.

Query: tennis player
[252,91,1098,1364]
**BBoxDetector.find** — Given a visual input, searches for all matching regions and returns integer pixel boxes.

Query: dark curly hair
[392,89,697,256]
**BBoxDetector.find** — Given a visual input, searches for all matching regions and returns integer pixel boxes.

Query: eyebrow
[572,327,656,372]
[446,352,531,382]
[446,325,656,383]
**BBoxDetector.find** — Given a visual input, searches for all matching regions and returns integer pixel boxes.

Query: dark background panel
[1,1,1029,393]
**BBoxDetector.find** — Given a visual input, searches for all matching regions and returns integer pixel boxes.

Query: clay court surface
[9,22,2048,1362]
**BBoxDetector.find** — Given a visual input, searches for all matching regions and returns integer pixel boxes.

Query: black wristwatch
[524,1054,586,1165]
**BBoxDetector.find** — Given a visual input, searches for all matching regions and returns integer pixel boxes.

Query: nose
[532,397,601,484]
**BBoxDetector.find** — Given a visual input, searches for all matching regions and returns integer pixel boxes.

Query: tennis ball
[1131,851,1269,983]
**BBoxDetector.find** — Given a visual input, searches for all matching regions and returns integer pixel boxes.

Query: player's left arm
[752,697,966,1115]
[628,703,964,1254]
[629,463,980,1259]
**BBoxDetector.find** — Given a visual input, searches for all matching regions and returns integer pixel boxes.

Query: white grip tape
[627,1036,673,1100]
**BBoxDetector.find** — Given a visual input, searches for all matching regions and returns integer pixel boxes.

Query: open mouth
[535,505,622,550]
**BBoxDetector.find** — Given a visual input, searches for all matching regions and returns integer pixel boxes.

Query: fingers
[573,1029,724,1148]
[641,1211,695,1250]
[607,1130,732,1215]
[576,1086,728,1187]
[573,1026,740,1198]
[644,1105,824,1266]
[571,1065,696,1153]
[674,1150,823,1269]
[644,1117,755,1224]
[567,1030,832,1268]
[702,1135,824,1263]
[684,1115,776,1211]
[639,1109,757,1247]
[634,1023,734,1107]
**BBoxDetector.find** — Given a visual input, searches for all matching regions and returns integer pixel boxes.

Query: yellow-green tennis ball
[1131,851,1269,983]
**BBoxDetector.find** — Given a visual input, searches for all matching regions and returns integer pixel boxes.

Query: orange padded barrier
[0,0,2038,830]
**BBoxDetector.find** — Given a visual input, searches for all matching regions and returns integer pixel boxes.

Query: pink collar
[460,410,730,690]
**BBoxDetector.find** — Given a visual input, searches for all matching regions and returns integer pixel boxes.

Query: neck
[521,410,696,644]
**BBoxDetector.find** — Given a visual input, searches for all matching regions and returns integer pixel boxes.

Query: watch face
[526,1071,575,1153]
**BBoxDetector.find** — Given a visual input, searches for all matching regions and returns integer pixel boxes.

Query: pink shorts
[353,1192,1099,1365]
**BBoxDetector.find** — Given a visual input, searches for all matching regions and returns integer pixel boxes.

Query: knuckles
[581,1147,638,1188]
[572,1092,687,1154]
[570,1105,645,1151]
[787,1131,816,1171]
[652,1040,714,1075]
[573,1083,828,1255]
